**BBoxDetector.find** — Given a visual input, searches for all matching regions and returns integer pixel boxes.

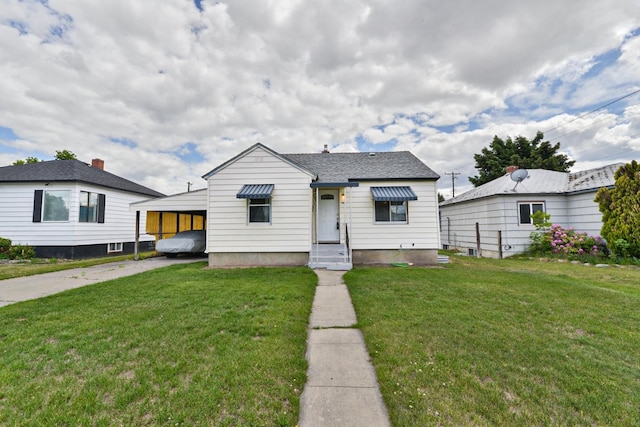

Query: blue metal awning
[371,186,417,201]
[236,184,274,199]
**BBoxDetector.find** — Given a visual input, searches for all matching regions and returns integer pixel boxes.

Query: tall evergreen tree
[469,131,575,187]
[595,161,640,257]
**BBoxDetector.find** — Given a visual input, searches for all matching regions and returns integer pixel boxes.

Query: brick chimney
[322,144,330,154]
[506,165,519,175]
[91,158,104,170]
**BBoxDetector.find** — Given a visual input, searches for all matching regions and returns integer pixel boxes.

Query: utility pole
[444,171,460,198]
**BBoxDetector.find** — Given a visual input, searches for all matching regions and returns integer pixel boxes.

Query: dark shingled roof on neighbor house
[0,160,165,197]
[283,151,440,183]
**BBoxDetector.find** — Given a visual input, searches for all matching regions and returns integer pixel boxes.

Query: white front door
[318,190,340,242]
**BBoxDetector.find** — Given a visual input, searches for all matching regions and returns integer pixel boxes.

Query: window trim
[79,191,99,223]
[107,242,123,253]
[41,189,71,222]
[247,197,272,224]
[374,200,408,224]
[518,201,545,225]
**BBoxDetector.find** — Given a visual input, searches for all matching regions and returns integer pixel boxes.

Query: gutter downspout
[134,210,140,261]
[315,187,319,265]
[349,185,353,263]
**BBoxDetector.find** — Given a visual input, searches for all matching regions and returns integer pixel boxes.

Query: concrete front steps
[308,243,352,271]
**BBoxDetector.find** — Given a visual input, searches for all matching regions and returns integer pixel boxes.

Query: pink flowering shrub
[529,224,607,258]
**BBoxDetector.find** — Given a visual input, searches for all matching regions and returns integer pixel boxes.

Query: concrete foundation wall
[352,249,438,265]
[208,252,309,267]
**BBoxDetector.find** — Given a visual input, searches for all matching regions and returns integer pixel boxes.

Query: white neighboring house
[439,164,622,258]
[0,159,164,259]
[131,143,441,269]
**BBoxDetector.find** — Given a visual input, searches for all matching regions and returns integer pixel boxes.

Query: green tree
[12,156,40,165]
[54,149,77,160]
[438,192,445,203]
[469,131,575,187]
[12,150,76,165]
[595,160,640,258]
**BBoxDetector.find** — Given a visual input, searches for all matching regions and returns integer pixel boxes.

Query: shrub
[595,161,640,258]
[7,245,36,260]
[0,237,11,256]
[529,223,607,260]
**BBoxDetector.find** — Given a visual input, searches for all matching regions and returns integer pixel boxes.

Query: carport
[129,189,207,259]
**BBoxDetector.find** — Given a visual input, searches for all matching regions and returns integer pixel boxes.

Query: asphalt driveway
[0,257,201,307]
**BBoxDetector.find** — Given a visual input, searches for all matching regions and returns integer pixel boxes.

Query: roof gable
[202,143,317,180]
[0,160,164,197]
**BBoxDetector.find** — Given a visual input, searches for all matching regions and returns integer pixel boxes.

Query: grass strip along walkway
[345,257,640,426]
[0,263,316,426]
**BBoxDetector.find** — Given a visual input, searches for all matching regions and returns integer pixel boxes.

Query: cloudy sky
[1,0,639,197]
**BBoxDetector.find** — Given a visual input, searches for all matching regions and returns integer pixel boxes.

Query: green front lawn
[346,257,640,426]
[0,263,317,426]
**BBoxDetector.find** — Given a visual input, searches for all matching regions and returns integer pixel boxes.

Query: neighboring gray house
[0,159,164,258]
[439,163,622,258]
[132,143,441,269]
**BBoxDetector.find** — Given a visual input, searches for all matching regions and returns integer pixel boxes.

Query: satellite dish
[510,168,529,182]
[510,168,529,190]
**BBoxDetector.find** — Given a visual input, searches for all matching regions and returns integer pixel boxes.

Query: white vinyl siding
[347,181,440,250]
[207,147,314,253]
[566,191,605,237]
[439,196,506,258]
[439,192,602,258]
[0,182,154,247]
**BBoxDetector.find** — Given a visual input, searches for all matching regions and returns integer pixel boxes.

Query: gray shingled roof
[283,151,440,182]
[0,160,164,197]
[440,163,622,206]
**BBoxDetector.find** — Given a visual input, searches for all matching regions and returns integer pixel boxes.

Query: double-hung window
[237,184,274,224]
[375,200,407,222]
[518,202,544,225]
[248,198,271,223]
[371,186,417,223]
[79,191,98,222]
[79,191,106,223]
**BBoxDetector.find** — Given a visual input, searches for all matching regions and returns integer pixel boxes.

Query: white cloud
[0,0,638,195]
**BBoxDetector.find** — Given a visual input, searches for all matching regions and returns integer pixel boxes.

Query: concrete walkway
[299,270,391,427]
[0,257,199,307]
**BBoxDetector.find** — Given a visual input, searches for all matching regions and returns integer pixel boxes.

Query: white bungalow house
[439,163,622,258]
[0,159,164,258]
[131,143,441,269]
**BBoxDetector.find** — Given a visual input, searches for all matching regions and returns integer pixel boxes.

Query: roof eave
[310,182,360,188]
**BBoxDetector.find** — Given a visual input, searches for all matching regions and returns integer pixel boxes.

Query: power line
[548,115,613,141]
[444,171,460,197]
[544,87,640,135]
